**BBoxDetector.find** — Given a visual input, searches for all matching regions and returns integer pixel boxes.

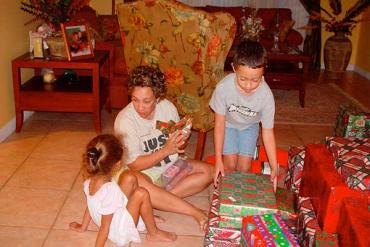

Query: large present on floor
[296,197,321,246]
[240,214,300,247]
[219,171,278,217]
[337,197,370,247]
[275,187,297,220]
[285,146,306,194]
[333,104,370,138]
[326,136,370,191]
[299,144,368,233]
[314,232,339,247]
[204,187,241,247]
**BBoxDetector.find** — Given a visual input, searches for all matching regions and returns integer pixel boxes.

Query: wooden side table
[11,50,110,133]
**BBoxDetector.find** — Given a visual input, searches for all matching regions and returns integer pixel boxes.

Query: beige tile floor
[0,71,368,246]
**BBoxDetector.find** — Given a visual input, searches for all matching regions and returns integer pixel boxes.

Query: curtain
[299,0,321,70]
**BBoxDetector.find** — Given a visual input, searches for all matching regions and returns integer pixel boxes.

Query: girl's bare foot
[194,209,208,231]
[146,229,177,242]
[154,215,166,223]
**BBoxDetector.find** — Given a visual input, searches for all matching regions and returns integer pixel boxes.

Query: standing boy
[209,40,278,190]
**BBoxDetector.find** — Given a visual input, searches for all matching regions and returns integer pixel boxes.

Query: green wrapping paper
[275,188,297,220]
[219,171,278,217]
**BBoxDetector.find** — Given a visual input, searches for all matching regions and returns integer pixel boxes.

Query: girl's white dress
[84,179,145,246]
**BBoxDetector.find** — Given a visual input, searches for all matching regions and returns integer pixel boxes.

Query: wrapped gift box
[314,232,339,247]
[297,197,321,247]
[337,197,370,247]
[219,171,277,217]
[275,188,297,220]
[285,146,306,194]
[156,115,192,136]
[160,159,193,190]
[240,214,299,247]
[326,136,370,191]
[333,104,370,138]
[299,144,367,233]
[204,188,241,247]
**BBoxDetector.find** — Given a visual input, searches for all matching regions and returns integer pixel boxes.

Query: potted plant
[310,0,370,80]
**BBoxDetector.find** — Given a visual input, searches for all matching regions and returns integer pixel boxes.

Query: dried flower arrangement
[239,8,265,41]
[20,0,91,26]
[310,0,370,35]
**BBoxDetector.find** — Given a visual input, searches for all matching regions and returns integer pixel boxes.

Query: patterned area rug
[273,82,367,125]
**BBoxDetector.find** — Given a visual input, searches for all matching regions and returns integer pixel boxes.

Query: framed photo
[61,21,94,61]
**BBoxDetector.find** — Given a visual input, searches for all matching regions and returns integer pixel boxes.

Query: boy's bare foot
[154,215,166,223]
[147,229,177,242]
[194,209,208,231]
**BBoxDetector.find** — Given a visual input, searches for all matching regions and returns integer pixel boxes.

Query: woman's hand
[213,160,225,187]
[164,131,185,155]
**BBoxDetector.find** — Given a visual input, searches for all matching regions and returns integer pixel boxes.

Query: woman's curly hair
[128,66,167,99]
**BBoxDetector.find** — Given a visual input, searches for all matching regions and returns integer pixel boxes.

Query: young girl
[69,134,177,246]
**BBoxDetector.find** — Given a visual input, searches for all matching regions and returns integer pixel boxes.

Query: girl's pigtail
[86,147,102,173]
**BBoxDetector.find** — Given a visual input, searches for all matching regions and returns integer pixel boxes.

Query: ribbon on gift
[156,115,192,136]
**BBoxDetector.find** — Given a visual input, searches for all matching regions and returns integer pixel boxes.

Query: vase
[324,32,352,80]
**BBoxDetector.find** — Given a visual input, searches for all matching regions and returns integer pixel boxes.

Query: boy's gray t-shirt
[209,73,275,130]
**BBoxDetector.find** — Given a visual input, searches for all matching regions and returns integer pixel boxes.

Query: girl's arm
[128,131,184,171]
[69,207,91,232]
[95,214,113,247]
[261,127,278,192]
[213,112,226,187]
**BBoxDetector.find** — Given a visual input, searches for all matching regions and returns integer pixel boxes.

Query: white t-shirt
[114,99,180,177]
[209,73,275,130]
[84,179,145,246]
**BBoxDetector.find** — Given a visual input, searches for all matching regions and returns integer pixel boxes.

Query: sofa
[72,6,129,109]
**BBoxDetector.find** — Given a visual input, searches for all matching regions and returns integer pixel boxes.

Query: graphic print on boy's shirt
[228,104,259,117]
[139,129,177,167]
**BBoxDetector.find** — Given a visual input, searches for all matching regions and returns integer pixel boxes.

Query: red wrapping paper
[299,144,368,233]
[337,197,370,247]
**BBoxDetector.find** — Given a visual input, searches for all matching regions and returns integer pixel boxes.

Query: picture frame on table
[61,21,94,61]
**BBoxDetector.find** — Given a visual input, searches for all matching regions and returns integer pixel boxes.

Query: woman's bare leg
[122,171,208,231]
[223,154,238,171]
[169,160,213,198]
[126,187,177,242]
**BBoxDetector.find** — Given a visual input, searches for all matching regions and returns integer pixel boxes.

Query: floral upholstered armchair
[117,0,236,159]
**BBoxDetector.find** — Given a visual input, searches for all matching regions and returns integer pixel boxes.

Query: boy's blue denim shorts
[223,124,259,157]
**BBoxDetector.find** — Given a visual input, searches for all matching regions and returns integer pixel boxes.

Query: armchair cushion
[117,0,236,131]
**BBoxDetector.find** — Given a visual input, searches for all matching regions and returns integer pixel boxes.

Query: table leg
[299,87,305,107]
[92,66,101,133]
[15,110,23,132]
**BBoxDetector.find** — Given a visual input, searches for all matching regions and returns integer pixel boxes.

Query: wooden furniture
[11,50,110,133]
[265,47,310,107]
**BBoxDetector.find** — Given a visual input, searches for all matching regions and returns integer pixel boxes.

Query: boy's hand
[213,160,225,187]
[270,168,278,192]
[69,222,86,232]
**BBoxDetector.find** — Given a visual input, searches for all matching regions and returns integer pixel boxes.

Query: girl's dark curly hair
[128,66,167,99]
[83,134,123,177]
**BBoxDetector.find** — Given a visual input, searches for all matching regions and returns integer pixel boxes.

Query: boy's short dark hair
[233,40,267,69]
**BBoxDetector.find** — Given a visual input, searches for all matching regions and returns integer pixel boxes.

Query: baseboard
[353,65,370,80]
[320,63,370,80]
[0,111,34,143]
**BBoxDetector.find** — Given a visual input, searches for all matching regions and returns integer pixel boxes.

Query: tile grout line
[41,167,83,247]
[0,129,51,192]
